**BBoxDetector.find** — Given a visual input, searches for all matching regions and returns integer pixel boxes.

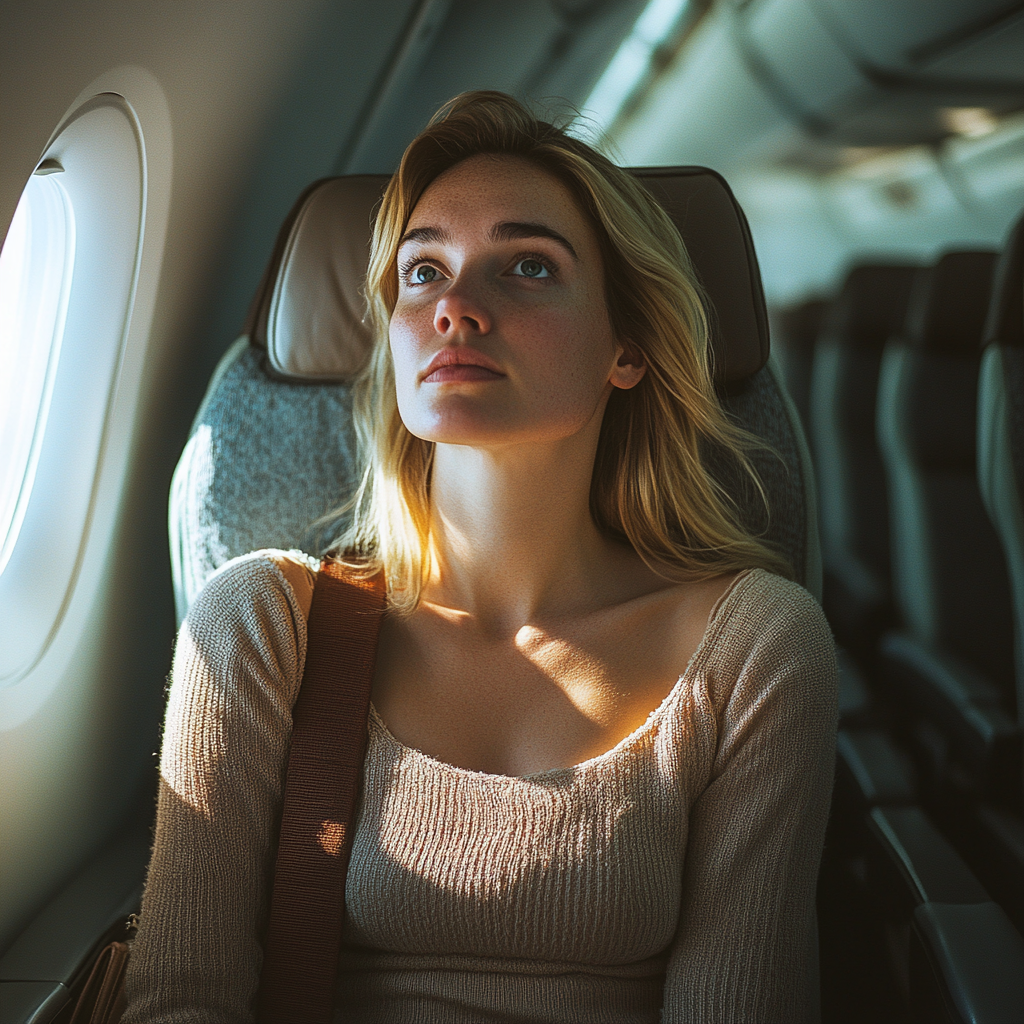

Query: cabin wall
[0,0,418,954]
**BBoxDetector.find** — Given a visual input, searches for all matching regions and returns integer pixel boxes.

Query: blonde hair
[335,91,789,611]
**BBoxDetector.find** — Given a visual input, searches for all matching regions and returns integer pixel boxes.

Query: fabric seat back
[811,264,917,652]
[877,251,1015,704]
[978,211,1024,727]
[170,169,820,622]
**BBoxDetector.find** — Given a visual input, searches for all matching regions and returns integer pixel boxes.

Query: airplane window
[0,165,75,578]
[0,95,147,692]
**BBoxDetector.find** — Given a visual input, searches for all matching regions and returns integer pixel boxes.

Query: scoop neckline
[368,567,762,783]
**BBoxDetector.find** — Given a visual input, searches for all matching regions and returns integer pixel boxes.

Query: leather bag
[69,558,385,1023]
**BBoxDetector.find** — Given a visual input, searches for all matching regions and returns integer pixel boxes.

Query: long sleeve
[122,551,316,1024]
[661,578,838,1024]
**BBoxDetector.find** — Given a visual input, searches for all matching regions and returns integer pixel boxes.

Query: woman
[124,92,837,1023]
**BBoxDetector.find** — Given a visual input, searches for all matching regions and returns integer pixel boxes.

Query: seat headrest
[984,208,1024,350]
[244,176,383,380]
[244,167,769,387]
[824,264,918,351]
[905,251,999,356]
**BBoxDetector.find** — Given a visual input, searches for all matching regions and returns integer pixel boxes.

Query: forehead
[406,154,595,247]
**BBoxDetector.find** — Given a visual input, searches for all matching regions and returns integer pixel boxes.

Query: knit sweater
[122,550,838,1023]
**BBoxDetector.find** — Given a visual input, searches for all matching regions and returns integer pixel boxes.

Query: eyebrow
[489,221,580,262]
[397,221,580,262]
[398,225,453,249]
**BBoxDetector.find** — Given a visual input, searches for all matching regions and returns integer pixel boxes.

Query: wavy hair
[334,91,789,611]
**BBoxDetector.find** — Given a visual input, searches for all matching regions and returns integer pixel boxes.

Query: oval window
[0,168,75,575]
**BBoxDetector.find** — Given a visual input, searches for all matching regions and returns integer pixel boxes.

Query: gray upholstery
[169,340,358,622]
[811,265,917,653]
[978,210,1024,727]
[718,356,821,599]
[877,251,1015,703]
[170,169,821,623]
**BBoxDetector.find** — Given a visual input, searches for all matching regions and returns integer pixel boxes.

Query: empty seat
[873,250,1024,939]
[170,168,821,622]
[976,209,1024,931]
[978,210,1024,739]
[866,804,1024,1024]
[875,252,1018,792]
[877,252,1012,694]
[810,264,917,659]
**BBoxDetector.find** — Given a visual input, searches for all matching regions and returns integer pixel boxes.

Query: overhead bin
[617,0,1024,167]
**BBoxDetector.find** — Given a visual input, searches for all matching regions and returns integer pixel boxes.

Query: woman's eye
[513,258,550,279]
[413,264,439,284]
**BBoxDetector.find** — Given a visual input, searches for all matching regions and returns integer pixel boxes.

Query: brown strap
[257,559,385,1023]
[69,940,131,1024]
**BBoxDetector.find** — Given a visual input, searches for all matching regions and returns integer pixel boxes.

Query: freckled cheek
[519,315,610,394]
[388,311,432,385]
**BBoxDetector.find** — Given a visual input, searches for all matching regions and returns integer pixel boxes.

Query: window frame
[0,92,149,694]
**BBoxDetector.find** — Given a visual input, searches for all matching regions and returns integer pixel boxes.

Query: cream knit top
[123,550,837,1023]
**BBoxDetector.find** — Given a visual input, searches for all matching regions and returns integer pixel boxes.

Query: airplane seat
[977,209,1024,930]
[169,168,822,624]
[875,251,1019,801]
[978,209,1024,735]
[810,264,918,663]
[771,296,828,435]
[159,171,1024,1024]
[874,252,1023,936]
[168,176,382,624]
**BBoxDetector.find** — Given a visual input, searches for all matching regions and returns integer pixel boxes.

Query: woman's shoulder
[712,567,832,644]
[700,568,838,715]
[172,549,322,712]
[185,548,320,637]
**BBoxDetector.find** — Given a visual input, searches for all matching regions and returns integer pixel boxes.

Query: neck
[424,434,620,633]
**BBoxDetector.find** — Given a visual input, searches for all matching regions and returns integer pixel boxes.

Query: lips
[421,347,505,383]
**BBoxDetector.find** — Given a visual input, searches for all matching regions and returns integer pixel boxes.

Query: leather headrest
[984,209,1024,350]
[823,264,918,351]
[905,251,999,356]
[244,176,383,380]
[245,167,770,386]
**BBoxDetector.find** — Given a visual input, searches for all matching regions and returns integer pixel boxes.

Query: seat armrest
[910,901,1024,1024]
[879,631,1020,794]
[837,728,916,808]
[0,805,149,1022]
[0,983,68,1024]
[865,806,990,911]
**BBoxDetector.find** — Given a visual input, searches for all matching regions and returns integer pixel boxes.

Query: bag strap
[257,559,386,1023]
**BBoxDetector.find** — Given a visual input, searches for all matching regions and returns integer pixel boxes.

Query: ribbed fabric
[123,550,837,1024]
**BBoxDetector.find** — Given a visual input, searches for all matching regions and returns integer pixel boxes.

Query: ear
[609,340,646,391]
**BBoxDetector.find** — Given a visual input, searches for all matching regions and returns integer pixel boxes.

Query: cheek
[388,306,427,381]
[532,304,617,393]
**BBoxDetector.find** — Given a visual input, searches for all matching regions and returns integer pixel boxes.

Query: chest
[371,596,705,777]
[343,717,691,965]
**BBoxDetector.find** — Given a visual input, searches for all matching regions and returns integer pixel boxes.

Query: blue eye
[514,258,549,279]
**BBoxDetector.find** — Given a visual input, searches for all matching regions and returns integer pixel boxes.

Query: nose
[433,281,492,337]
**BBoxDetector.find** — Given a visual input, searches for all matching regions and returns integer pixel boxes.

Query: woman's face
[389,153,643,448]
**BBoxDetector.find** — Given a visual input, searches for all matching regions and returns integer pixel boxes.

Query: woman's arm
[661,579,838,1024]
[122,551,315,1024]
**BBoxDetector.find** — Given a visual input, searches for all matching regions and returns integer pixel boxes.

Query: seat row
[774,212,1024,1022]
